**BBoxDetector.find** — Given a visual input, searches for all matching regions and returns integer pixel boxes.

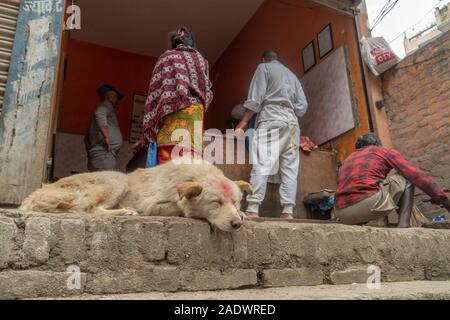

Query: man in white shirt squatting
[235,50,308,220]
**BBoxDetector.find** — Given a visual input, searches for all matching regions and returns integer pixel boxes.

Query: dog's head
[177,178,253,232]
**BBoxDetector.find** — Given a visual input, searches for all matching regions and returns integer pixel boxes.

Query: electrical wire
[370,0,394,29]
[370,0,401,31]
[388,0,444,44]
[373,1,399,28]
[371,0,398,29]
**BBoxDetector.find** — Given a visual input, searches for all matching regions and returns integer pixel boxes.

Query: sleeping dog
[20,160,252,232]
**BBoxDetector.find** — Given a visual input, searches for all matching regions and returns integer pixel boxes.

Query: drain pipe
[352,13,375,133]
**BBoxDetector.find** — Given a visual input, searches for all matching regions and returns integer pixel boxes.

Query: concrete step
[38,281,450,300]
[1,209,450,299]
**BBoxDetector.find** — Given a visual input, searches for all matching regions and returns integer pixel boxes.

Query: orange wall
[58,39,157,141]
[207,0,371,162]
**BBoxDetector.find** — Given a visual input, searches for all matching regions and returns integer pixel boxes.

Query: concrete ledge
[51,281,450,300]
[263,268,324,287]
[330,266,372,285]
[1,209,450,299]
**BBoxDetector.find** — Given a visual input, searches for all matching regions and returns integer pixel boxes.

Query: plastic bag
[146,141,158,168]
[360,36,400,76]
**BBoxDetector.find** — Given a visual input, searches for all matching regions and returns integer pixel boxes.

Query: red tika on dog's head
[177,176,253,232]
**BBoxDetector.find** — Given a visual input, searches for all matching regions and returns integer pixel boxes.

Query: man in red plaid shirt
[334,133,450,228]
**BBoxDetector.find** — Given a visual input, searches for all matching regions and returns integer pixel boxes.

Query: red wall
[59,1,370,162]
[58,39,157,141]
[206,0,370,162]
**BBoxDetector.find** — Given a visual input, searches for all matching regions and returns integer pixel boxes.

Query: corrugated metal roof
[0,0,19,114]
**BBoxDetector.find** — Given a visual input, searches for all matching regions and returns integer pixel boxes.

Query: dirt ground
[38,281,450,300]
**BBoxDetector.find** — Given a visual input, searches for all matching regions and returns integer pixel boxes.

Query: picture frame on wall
[129,93,147,143]
[301,41,316,73]
[317,24,334,59]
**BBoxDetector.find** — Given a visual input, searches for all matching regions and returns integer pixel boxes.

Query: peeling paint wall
[0,0,65,205]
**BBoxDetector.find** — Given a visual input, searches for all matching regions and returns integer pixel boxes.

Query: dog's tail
[19,187,82,213]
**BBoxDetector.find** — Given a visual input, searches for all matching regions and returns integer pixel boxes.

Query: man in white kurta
[236,50,308,219]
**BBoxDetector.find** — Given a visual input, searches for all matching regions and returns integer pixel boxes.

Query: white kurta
[244,60,308,125]
[244,60,308,213]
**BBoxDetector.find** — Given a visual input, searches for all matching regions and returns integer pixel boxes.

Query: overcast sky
[365,0,448,58]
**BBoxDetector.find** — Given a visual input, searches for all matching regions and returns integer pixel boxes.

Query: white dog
[19,160,253,232]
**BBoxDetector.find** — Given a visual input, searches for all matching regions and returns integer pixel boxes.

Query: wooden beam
[0,0,65,205]
[310,0,361,16]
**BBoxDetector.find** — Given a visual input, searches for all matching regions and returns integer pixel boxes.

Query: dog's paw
[120,209,139,216]
[125,210,139,216]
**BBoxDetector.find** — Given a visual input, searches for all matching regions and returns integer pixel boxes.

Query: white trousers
[247,121,300,209]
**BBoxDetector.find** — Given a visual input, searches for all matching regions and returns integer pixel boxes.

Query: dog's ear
[177,182,203,200]
[235,181,253,195]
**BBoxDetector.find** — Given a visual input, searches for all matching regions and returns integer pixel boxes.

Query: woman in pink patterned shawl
[142,27,213,165]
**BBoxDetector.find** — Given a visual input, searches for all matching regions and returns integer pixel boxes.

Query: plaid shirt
[335,146,448,209]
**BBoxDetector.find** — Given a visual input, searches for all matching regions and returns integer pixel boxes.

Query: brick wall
[382,31,450,217]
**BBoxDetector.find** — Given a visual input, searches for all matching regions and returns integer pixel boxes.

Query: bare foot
[280,213,294,220]
[245,212,259,218]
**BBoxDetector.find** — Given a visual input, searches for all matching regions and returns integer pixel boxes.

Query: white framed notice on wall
[302,41,316,73]
[318,24,334,59]
[130,93,147,143]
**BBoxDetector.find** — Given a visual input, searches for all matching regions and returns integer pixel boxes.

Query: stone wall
[382,31,450,217]
[1,209,450,299]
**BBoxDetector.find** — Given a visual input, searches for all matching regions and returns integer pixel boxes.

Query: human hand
[104,137,112,153]
[234,121,248,137]
[132,139,147,150]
